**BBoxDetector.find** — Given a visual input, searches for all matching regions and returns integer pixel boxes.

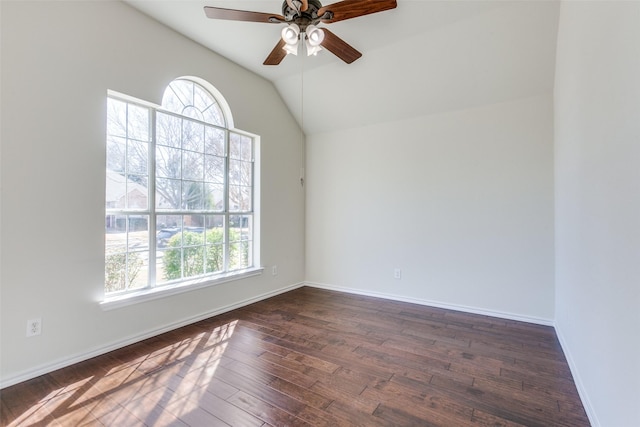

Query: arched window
[105,78,258,299]
[161,79,226,126]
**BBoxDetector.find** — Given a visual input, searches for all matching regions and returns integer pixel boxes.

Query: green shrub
[105,252,143,292]
[163,228,241,281]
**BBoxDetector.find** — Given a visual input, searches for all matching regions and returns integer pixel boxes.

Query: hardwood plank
[354,341,451,372]
[214,363,308,416]
[324,399,392,427]
[309,379,379,414]
[471,408,528,426]
[0,396,13,426]
[268,377,330,410]
[96,403,147,426]
[227,390,311,427]
[296,404,354,427]
[0,374,61,410]
[165,399,230,427]
[187,389,264,427]
[373,403,457,427]
[121,389,189,427]
[226,350,319,389]
[0,287,589,426]
[259,349,337,381]
[362,379,476,426]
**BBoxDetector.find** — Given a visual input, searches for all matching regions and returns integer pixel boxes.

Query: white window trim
[101,266,264,311]
[103,80,261,306]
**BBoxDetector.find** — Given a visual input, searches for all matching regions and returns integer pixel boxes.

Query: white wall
[0,1,305,386]
[274,1,560,135]
[4,3,638,425]
[306,94,555,323]
[554,2,640,426]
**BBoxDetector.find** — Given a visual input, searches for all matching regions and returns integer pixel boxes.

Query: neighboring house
[106,170,230,231]
[105,169,148,232]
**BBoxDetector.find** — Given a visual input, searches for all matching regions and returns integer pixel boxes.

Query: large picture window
[105,78,258,297]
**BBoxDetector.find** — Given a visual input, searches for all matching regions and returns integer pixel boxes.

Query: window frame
[102,80,261,309]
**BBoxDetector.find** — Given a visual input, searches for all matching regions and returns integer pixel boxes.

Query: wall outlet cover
[26,318,42,337]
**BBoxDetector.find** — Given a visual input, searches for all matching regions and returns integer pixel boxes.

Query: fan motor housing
[282,0,323,22]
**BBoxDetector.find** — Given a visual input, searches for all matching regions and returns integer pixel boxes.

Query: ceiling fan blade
[319,0,397,23]
[264,39,288,66]
[320,28,362,64]
[204,6,285,23]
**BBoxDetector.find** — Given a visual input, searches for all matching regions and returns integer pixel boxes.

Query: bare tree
[107,98,252,219]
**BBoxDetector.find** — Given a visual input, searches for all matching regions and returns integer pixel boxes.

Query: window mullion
[224,130,230,272]
[106,80,258,299]
[148,109,157,287]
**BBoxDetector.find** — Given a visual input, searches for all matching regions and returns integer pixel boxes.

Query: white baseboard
[3,281,597,426]
[0,282,305,389]
[304,281,555,326]
[555,325,600,427]
[305,282,602,423]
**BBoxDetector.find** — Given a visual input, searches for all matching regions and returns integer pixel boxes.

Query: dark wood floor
[1,287,589,426]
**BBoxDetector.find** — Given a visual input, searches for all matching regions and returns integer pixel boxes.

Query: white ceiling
[125,0,560,135]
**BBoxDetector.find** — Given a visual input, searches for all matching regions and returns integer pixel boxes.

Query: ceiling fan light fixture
[306,25,325,46]
[281,23,301,55]
[284,43,299,56]
[306,41,323,56]
[281,24,300,45]
[305,25,324,56]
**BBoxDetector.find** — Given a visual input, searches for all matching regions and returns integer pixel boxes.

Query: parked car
[156,227,180,248]
[156,227,205,248]
[185,227,205,233]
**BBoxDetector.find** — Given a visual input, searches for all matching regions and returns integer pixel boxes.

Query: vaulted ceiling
[125,0,560,135]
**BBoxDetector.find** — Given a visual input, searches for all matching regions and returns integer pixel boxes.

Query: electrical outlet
[26,318,42,337]
[272,265,278,276]
[394,268,402,279]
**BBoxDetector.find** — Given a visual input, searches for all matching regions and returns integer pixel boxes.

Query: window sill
[100,267,264,311]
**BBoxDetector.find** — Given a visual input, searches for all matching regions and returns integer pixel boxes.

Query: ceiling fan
[204,0,397,65]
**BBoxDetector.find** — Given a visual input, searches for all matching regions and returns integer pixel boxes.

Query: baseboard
[554,325,600,427]
[308,282,600,424]
[3,281,597,426]
[0,282,305,390]
[304,281,554,326]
